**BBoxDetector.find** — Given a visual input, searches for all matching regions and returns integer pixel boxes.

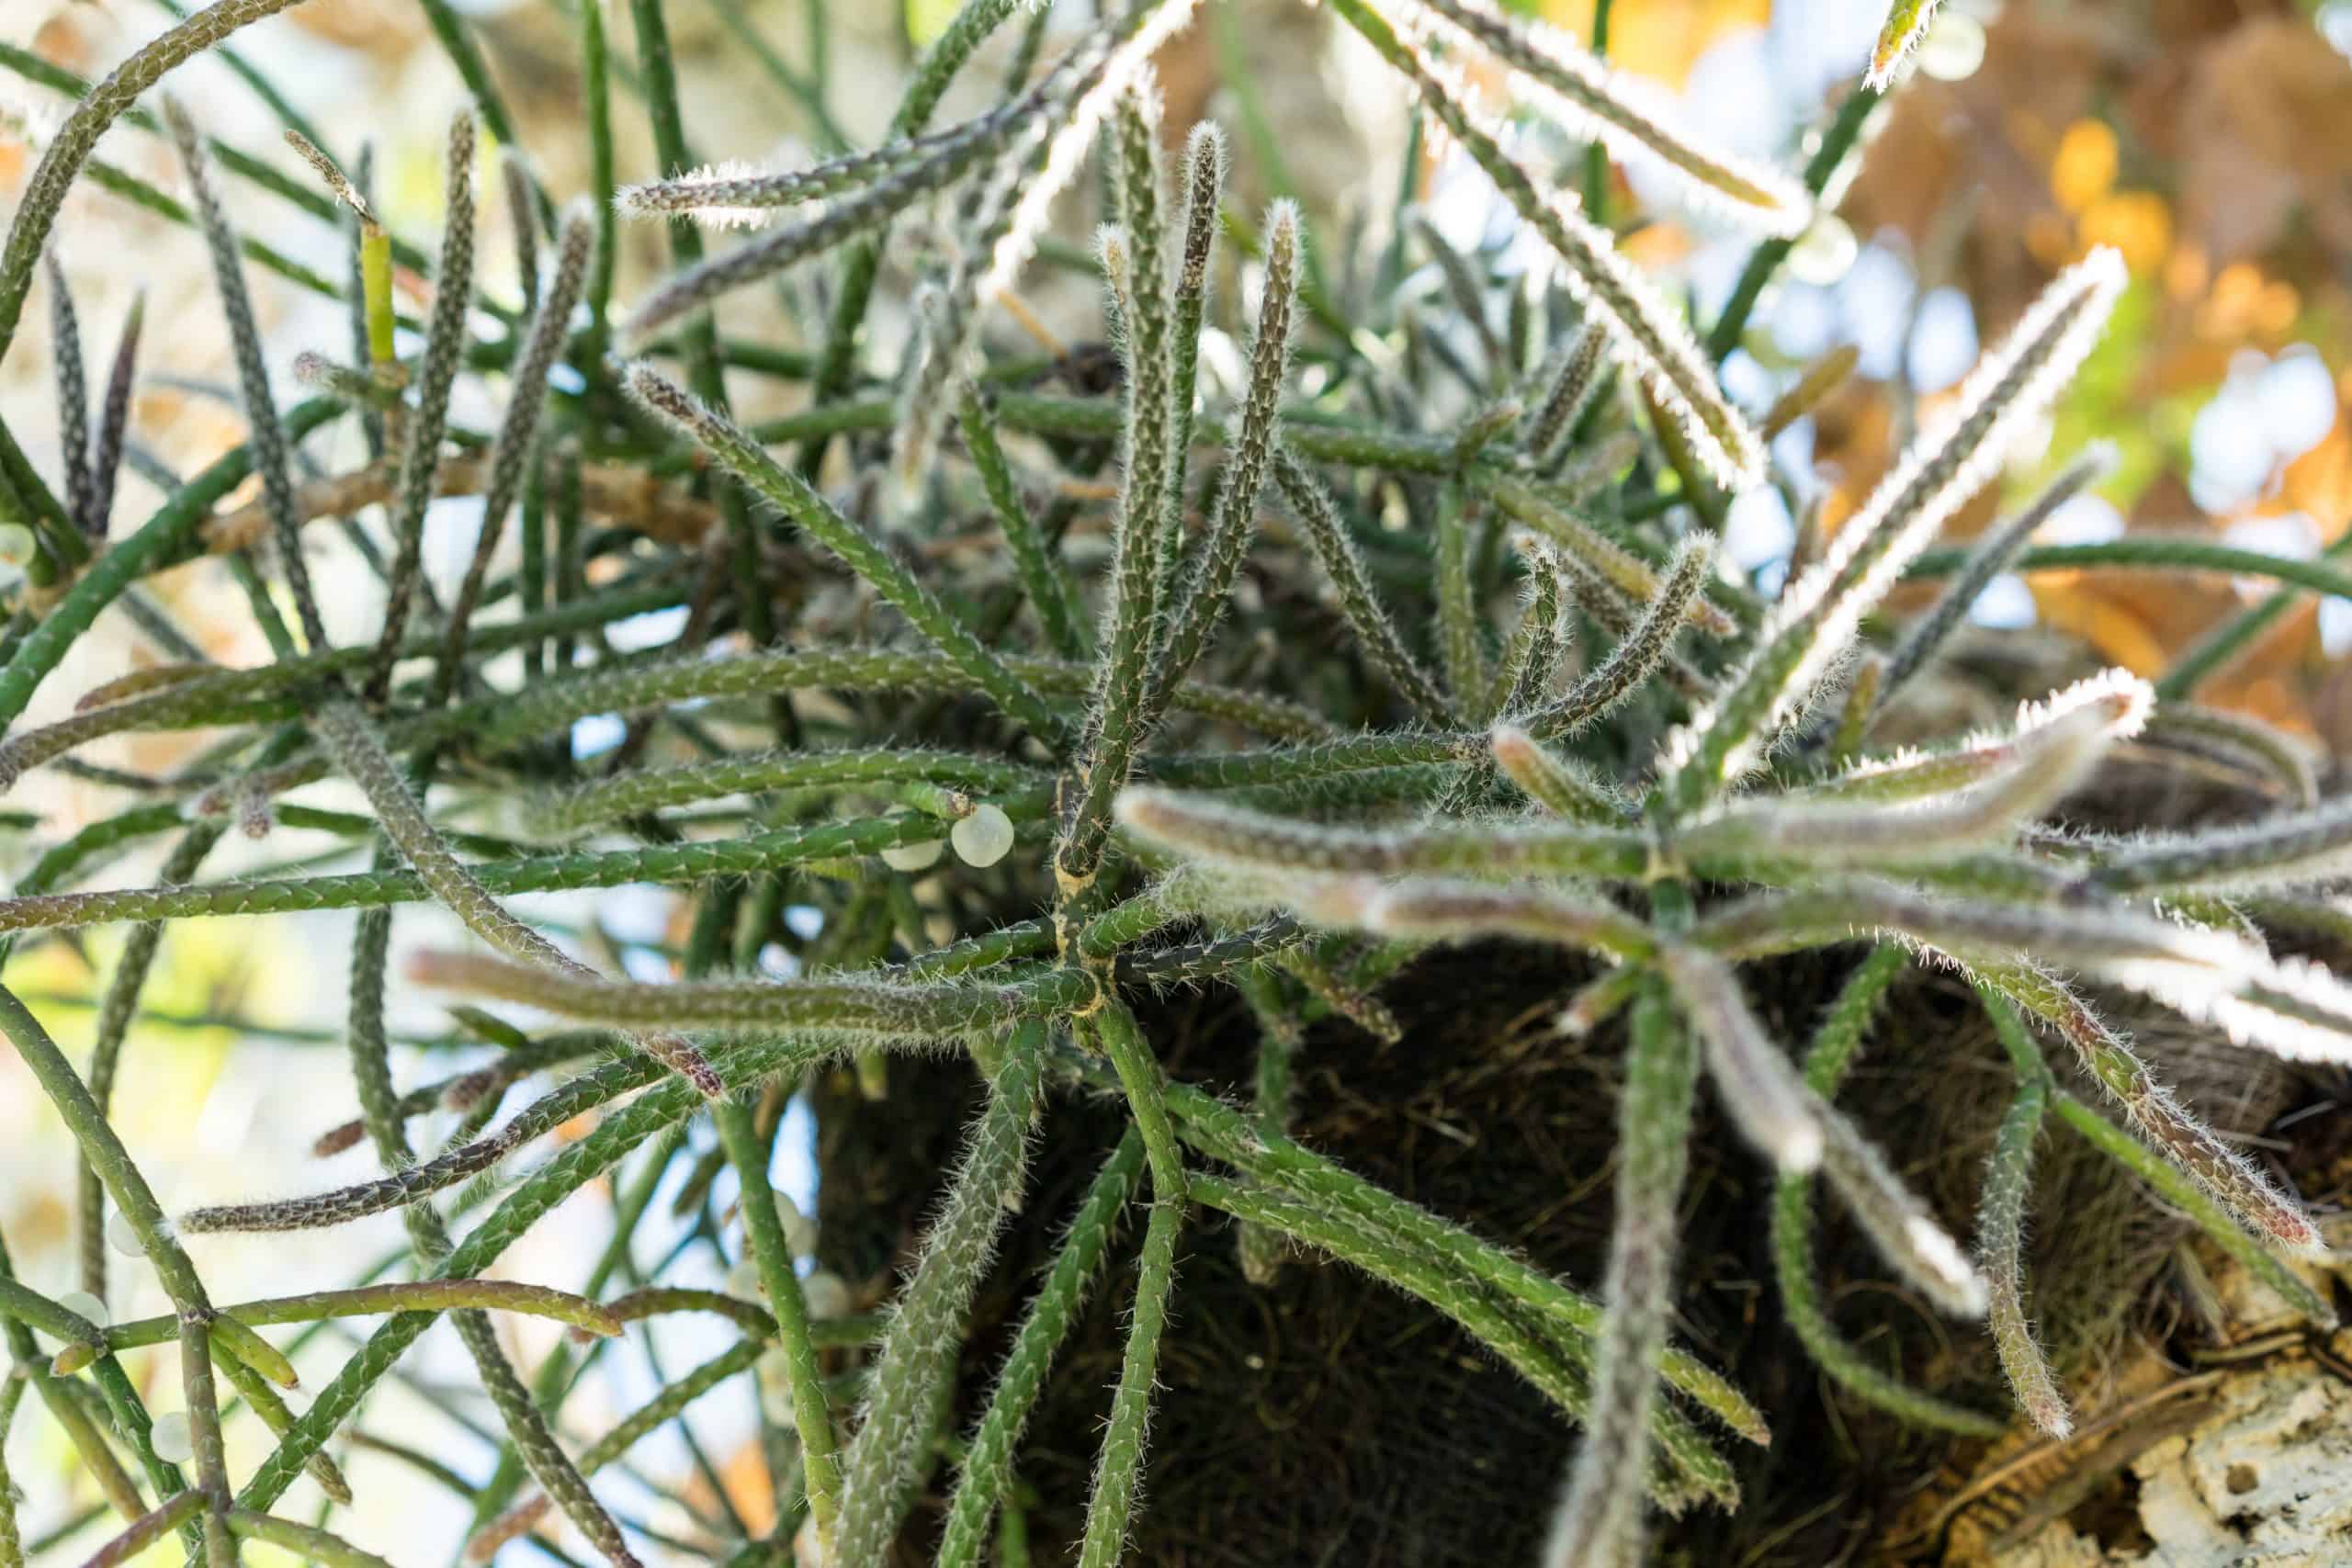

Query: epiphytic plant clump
[0,2,2342,1565]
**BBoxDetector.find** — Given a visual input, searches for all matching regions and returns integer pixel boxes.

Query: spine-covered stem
[314,700,724,1097]
[1055,87,1182,908]
[1541,978,1698,1567]
[713,1098,843,1549]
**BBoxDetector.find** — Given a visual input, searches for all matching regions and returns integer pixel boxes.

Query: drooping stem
[833,1026,1044,1561]
[1541,976,1698,1567]
[338,863,639,1568]
[1977,1064,2069,1437]
[713,1096,843,1551]
[936,1133,1145,1566]
[81,821,226,1303]
[1074,1179,1183,1568]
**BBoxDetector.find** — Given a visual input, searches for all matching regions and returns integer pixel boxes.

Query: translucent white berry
[1786,215,1857,288]
[1917,12,1986,80]
[756,1343,799,1428]
[107,1210,144,1258]
[800,1269,852,1321]
[55,1291,106,1328]
[0,524,35,570]
[880,838,943,873]
[732,1194,815,1271]
[150,1412,193,1464]
[951,803,1015,867]
[776,1193,819,1258]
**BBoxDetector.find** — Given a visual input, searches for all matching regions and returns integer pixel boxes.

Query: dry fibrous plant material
[0,4,2341,1566]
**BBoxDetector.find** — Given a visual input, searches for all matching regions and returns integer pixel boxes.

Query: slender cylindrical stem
[1054,89,1186,907]
[223,1510,394,1568]
[834,1030,1042,1561]
[434,207,596,699]
[1272,449,1453,725]
[163,96,324,654]
[713,1099,842,1548]
[937,1134,1144,1567]
[59,1282,620,1369]
[1152,201,1300,710]
[1976,1067,2069,1437]
[314,700,725,1097]
[1333,0,1762,490]
[960,390,1090,660]
[1541,979,1698,1567]
[363,112,478,701]
[78,1491,206,1568]
[0,0,321,360]
[627,365,1069,746]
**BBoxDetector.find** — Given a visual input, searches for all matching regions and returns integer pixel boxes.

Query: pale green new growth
[1490,725,1629,824]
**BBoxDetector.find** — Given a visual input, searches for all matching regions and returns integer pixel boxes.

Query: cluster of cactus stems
[0,1,2346,1565]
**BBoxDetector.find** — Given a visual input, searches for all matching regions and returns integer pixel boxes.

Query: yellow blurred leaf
[2030,573,2169,674]
[2078,190,2170,276]
[1540,0,1768,86]
[2051,119,2118,214]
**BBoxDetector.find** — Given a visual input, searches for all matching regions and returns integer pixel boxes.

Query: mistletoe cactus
[0,1,2344,1565]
